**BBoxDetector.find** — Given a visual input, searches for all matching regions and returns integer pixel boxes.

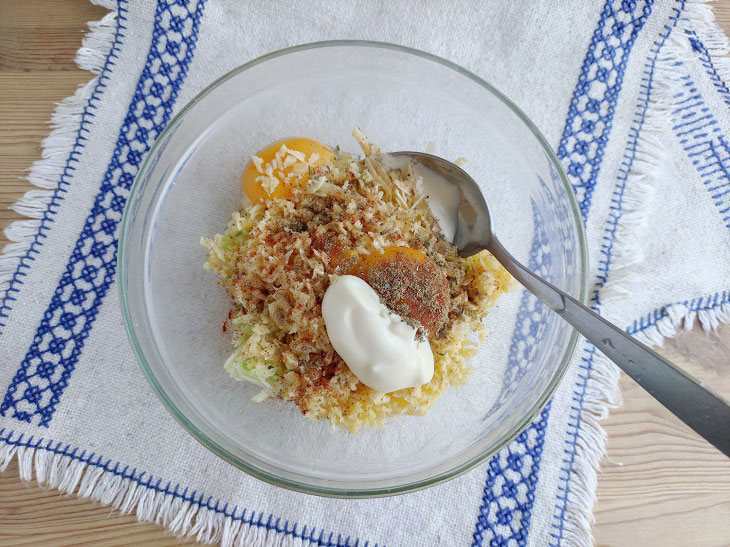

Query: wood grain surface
[0,2,729,546]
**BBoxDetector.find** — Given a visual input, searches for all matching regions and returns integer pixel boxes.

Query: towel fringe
[598,39,679,307]
[559,346,622,547]
[685,0,730,84]
[2,439,345,546]
[0,5,118,306]
[634,299,730,347]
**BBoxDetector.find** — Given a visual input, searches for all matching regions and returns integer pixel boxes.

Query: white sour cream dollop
[321,275,434,393]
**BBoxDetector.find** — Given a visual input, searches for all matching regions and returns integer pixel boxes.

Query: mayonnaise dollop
[322,275,434,393]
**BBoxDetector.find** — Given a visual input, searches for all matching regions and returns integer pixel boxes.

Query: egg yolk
[242,137,334,203]
[350,246,450,337]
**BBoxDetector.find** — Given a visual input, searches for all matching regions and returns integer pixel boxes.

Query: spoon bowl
[389,152,492,257]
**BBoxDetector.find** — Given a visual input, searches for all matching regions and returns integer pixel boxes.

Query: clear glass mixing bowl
[119,41,587,497]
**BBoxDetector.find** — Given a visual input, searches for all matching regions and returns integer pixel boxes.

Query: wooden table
[1,2,729,545]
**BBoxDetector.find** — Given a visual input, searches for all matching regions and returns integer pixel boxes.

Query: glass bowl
[119,41,587,497]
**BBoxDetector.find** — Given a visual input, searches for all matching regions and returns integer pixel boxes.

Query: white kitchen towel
[1,1,729,545]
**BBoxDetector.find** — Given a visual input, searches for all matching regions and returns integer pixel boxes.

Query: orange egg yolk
[242,137,334,203]
[349,246,430,277]
[350,246,450,337]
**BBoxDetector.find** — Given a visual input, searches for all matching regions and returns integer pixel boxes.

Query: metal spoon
[392,151,730,457]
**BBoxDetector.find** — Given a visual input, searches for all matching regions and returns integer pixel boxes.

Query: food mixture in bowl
[201,130,513,432]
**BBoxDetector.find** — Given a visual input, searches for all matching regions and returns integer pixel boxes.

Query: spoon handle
[488,237,730,458]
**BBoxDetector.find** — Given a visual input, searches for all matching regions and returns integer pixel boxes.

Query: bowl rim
[119,39,589,498]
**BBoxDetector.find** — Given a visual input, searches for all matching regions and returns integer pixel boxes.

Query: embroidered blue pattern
[550,4,684,544]
[473,1,660,544]
[0,2,129,330]
[0,429,376,547]
[557,0,654,222]
[685,29,730,108]
[0,0,207,427]
[668,38,730,230]
[472,407,549,546]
